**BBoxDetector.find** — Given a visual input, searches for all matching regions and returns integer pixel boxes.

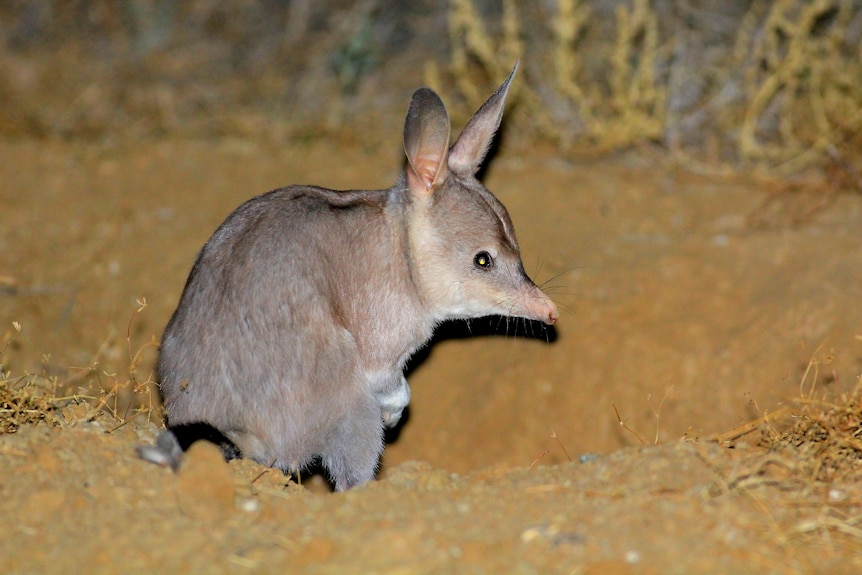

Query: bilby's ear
[449,61,518,176]
[403,88,451,194]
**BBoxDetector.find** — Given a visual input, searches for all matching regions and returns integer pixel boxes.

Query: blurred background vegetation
[0,0,860,174]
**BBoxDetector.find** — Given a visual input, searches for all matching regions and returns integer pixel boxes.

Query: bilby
[146,62,557,490]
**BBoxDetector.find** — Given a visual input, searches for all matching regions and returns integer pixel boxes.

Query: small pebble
[828,488,845,502]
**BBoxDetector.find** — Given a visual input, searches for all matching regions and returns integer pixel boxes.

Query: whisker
[540,285,575,296]
[537,269,571,289]
[536,265,587,293]
[532,252,547,285]
[552,301,576,315]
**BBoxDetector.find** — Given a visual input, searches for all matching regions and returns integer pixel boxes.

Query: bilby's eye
[473,251,494,270]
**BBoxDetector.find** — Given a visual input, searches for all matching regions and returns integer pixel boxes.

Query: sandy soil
[2,136,862,573]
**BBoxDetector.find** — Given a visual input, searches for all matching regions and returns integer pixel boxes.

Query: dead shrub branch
[441,0,862,174]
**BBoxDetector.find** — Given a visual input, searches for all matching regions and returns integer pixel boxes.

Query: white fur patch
[378,376,411,428]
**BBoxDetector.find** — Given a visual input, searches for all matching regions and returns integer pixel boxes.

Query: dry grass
[712,344,862,484]
[703,344,862,552]
[1,1,859,177]
[0,322,63,432]
[0,300,162,435]
[761,379,862,485]
[441,0,862,175]
[767,394,862,484]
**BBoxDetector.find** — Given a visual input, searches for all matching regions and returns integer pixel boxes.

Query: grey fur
[155,62,557,490]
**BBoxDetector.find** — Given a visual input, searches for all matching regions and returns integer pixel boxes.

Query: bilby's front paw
[379,377,411,428]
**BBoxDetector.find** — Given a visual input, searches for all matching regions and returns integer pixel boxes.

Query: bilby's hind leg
[136,423,243,471]
[321,395,384,491]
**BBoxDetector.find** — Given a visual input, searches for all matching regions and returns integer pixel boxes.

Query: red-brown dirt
[2,135,862,573]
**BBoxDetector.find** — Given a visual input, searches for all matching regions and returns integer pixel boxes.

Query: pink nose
[543,302,559,325]
[523,285,558,326]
